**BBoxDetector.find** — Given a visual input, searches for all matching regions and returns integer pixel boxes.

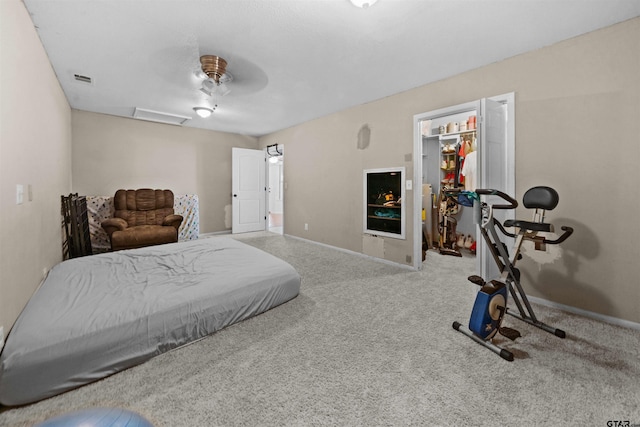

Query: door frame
[412,92,515,271]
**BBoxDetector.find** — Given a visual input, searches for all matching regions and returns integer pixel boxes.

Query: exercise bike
[451,187,574,361]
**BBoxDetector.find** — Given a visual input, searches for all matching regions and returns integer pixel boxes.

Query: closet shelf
[437,129,477,138]
[367,204,401,209]
[367,215,401,221]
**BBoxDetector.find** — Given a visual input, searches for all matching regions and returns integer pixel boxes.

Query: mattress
[0,237,300,406]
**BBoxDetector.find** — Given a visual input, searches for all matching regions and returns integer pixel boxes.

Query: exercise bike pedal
[499,327,521,341]
[467,275,486,286]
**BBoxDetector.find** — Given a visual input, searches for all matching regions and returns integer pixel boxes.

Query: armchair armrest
[101,217,128,237]
[163,214,183,230]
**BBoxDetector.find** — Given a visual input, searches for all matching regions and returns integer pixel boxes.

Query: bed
[0,237,300,406]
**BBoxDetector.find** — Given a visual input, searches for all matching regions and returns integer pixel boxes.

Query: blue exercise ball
[35,407,154,427]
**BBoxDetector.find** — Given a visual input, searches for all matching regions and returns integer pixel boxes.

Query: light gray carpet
[1,233,639,426]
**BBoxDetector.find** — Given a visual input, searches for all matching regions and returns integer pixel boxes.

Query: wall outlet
[304,223,308,231]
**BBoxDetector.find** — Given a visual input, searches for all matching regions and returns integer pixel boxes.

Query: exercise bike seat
[503,219,552,233]
[503,186,558,233]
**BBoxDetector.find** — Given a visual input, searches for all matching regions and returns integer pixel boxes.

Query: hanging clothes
[457,143,465,186]
[461,150,477,192]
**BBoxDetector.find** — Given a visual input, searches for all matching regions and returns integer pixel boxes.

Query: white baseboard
[284,234,415,271]
[527,295,640,331]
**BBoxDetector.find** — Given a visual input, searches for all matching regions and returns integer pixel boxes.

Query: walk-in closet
[421,111,478,258]
[412,94,515,278]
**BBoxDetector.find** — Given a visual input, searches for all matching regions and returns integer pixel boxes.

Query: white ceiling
[23,0,640,137]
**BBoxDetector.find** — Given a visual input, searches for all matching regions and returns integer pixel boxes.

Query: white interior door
[478,97,512,280]
[232,147,266,234]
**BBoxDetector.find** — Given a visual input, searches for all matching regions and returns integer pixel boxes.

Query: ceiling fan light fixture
[193,106,214,118]
[200,79,231,96]
[349,0,378,8]
[200,55,228,84]
[199,75,233,97]
[194,69,208,80]
[217,82,231,96]
[200,78,217,96]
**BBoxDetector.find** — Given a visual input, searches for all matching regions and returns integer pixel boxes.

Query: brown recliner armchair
[101,189,183,251]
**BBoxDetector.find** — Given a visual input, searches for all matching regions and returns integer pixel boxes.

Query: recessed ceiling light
[350,0,378,8]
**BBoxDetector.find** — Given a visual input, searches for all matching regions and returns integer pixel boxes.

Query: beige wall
[0,0,72,330]
[261,17,640,324]
[260,104,415,265]
[71,110,259,233]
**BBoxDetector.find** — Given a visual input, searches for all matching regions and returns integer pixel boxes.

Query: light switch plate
[16,184,24,204]
[405,180,413,190]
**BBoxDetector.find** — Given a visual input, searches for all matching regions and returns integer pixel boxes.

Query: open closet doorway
[412,93,515,279]
[266,144,284,235]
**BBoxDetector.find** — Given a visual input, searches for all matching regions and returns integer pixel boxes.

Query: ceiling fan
[197,55,233,97]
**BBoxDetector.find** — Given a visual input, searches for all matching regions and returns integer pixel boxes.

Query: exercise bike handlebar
[542,225,574,244]
[474,188,518,210]
[495,220,574,244]
[443,188,573,244]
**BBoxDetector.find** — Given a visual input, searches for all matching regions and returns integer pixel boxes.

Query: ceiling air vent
[73,73,93,85]
[133,107,191,126]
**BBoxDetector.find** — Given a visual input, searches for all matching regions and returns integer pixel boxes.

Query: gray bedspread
[0,237,300,406]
